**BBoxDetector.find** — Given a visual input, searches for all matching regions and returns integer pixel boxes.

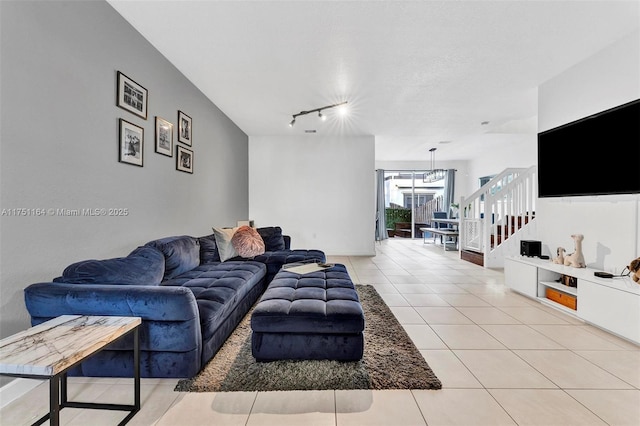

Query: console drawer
[546,287,577,310]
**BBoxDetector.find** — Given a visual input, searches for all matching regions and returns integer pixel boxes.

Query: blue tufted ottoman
[250,263,365,361]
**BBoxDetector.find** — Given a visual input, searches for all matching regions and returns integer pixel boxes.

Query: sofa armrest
[283,235,291,250]
[24,282,199,322]
[24,282,203,376]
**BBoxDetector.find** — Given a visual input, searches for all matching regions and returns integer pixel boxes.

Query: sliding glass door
[383,171,445,238]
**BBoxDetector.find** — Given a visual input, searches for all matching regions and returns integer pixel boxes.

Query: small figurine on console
[553,247,566,265]
[563,234,586,268]
[629,257,640,284]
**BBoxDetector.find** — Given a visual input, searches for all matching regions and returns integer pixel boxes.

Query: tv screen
[537,99,640,198]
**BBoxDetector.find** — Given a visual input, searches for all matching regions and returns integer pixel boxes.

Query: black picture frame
[119,118,144,167]
[176,145,193,173]
[117,71,148,119]
[155,116,173,157]
[178,110,192,146]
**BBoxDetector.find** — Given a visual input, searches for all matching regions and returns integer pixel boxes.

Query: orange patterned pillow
[231,225,266,258]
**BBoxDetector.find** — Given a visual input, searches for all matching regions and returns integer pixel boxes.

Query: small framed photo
[155,116,173,156]
[117,71,148,119]
[119,119,144,167]
[176,145,193,174]
[178,110,192,146]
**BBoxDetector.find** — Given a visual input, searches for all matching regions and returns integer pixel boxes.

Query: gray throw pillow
[212,227,239,261]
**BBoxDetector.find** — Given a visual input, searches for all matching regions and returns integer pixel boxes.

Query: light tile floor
[2,238,639,425]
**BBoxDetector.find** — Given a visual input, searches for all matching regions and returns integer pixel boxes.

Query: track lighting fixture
[288,101,347,127]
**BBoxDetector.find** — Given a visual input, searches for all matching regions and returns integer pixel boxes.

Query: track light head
[288,101,347,126]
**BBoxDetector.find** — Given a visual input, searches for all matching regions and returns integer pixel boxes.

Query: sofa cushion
[161,261,267,343]
[56,246,165,286]
[232,225,266,258]
[198,234,220,264]
[257,226,286,251]
[242,249,326,283]
[250,264,364,361]
[145,235,200,280]
[212,227,239,261]
[251,264,364,334]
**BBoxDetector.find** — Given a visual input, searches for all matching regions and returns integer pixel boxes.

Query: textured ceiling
[107,0,639,162]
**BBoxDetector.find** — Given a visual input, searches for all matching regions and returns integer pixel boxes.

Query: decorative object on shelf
[629,257,640,283]
[423,148,447,183]
[118,118,143,167]
[178,111,192,146]
[155,116,173,157]
[558,274,577,287]
[176,145,193,173]
[288,101,348,127]
[563,234,586,268]
[116,71,148,119]
[553,247,566,264]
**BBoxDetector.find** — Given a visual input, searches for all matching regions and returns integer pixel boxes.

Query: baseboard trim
[0,377,44,409]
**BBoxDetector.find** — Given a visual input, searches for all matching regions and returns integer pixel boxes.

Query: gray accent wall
[0,1,249,342]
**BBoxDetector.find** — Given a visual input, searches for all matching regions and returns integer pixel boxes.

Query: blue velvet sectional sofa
[23,227,325,378]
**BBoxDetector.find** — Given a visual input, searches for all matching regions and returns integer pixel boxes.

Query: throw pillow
[256,226,286,251]
[198,234,220,263]
[212,227,239,261]
[144,235,200,280]
[232,225,266,258]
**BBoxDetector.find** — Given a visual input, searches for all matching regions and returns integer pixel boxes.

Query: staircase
[458,166,537,268]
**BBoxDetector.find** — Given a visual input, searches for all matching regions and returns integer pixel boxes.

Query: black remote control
[594,272,613,278]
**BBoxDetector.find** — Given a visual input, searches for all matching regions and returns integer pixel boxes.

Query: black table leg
[49,374,60,426]
[134,327,140,410]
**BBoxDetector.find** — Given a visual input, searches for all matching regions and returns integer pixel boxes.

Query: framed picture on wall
[155,116,173,156]
[176,145,193,173]
[116,71,148,119]
[178,110,192,146]
[119,119,144,167]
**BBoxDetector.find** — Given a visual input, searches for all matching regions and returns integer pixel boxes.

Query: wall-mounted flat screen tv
[537,99,640,198]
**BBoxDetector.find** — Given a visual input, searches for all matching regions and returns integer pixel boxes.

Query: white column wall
[536,30,640,270]
[249,135,376,256]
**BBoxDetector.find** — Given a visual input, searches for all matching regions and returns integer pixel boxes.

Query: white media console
[505,256,640,345]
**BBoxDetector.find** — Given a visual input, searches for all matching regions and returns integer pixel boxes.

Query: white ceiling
[107,0,639,162]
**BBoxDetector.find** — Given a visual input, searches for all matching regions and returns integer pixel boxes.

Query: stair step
[461,249,483,267]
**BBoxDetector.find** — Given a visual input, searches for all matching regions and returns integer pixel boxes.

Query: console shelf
[539,280,577,296]
[537,296,578,316]
[505,256,640,345]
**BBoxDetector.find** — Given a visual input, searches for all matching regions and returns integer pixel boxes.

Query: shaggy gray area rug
[175,284,442,392]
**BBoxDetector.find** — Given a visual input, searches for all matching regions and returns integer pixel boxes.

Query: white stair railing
[459,166,537,268]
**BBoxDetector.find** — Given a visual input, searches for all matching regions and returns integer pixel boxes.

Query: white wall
[463,134,538,194]
[0,0,249,343]
[536,30,640,271]
[249,135,376,256]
